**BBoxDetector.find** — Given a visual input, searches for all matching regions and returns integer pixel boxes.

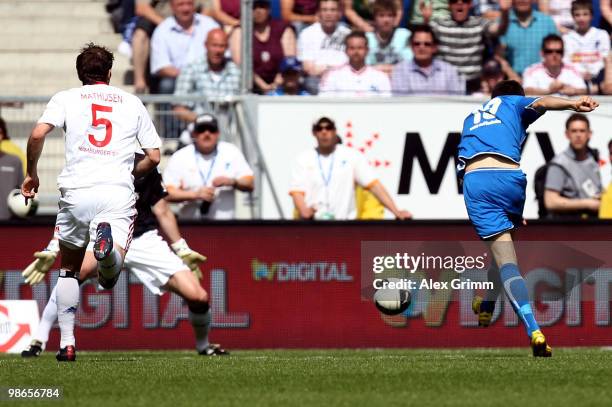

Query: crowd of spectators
[118,0,612,105]
[112,0,612,220]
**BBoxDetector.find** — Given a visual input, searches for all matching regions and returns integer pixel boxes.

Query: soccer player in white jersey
[289,117,411,220]
[20,166,228,358]
[319,31,392,97]
[21,44,162,361]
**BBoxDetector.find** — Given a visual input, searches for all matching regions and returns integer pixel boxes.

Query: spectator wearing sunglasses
[498,0,558,76]
[523,34,586,95]
[163,113,254,220]
[289,117,411,220]
[420,0,511,94]
[390,24,464,95]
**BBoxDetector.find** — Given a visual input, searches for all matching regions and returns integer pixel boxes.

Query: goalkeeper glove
[171,238,207,280]
[22,239,60,285]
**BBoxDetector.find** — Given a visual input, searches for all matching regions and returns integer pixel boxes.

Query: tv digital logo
[252,259,353,282]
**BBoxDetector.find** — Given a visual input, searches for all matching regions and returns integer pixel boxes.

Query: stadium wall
[1,222,612,350]
[257,97,612,219]
[4,96,612,219]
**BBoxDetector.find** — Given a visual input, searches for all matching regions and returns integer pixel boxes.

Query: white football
[7,189,38,218]
[373,278,411,315]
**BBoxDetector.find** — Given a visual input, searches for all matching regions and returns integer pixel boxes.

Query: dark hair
[491,80,525,97]
[372,0,397,16]
[571,0,592,15]
[410,24,438,45]
[317,0,340,9]
[253,0,271,8]
[76,43,114,85]
[344,30,368,46]
[0,117,8,141]
[565,113,590,130]
[608,138,612,152]
[541,34,564,51]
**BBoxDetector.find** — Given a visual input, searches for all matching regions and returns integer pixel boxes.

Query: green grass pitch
[1,348,612,406]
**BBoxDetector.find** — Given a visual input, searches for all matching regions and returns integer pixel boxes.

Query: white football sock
[56,272,80,348]
[34,284,58,345]
[98,249,123,279]
[189,309,211,352]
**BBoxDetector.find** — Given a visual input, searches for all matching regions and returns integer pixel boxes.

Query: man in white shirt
[150,0,219,137]
[289,117,411,220]
[297,0,351,94]
[523,34,586,95]
[163,113,254,219]
[21,44,162,361]
[319,31,392,97]
[563,0,610,90]
[150,0,219,93]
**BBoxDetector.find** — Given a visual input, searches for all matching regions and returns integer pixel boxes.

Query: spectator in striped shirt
[497,0,558,76]
[173,29,241,123]
[420,0,511,94]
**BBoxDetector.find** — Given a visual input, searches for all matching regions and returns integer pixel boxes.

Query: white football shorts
[122,230,188,295]
[85,229,188,295]
[55,185,137,250]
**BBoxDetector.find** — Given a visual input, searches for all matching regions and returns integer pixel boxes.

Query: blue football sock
[499,263,540,337]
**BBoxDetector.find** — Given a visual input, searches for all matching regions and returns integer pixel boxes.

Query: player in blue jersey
[457,80,598,357]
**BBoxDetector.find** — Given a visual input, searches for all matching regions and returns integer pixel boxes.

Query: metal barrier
[0,95,277,217]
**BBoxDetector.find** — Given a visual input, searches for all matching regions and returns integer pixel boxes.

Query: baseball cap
[193,113,219,133]
[312,117,336,132]
[482,59,503,78]
[280,57,302,74]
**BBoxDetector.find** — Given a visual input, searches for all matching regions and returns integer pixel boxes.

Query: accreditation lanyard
[195,149,217,186]
[317,151,335,211]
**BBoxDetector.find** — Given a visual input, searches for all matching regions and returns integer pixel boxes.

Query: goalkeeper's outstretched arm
[152,198,182,243]
[152,198,206,279]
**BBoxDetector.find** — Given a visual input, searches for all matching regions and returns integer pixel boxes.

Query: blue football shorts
[463,168,527,239]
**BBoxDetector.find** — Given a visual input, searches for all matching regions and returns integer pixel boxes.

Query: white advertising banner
[0,300,39,353]
[257,97,612,219]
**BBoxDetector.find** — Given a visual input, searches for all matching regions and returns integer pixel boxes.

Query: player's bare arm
[152,199,182,242]
[531,95,599,112]
[152,198,206,277]
[133,147,161,178]
[22,123,54,202]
